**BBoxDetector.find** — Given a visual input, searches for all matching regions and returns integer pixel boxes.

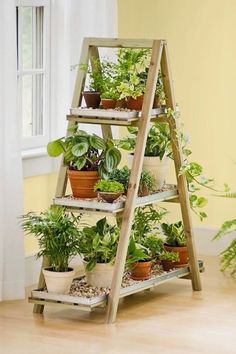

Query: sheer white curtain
[0,0,25,300]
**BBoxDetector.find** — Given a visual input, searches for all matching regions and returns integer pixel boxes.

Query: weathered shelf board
[69,107,165,120]
[53,185,178,213]
[29,261,203,311]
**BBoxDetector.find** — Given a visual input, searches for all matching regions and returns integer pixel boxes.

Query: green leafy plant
[119,122,171,159]
[47,127,121,178]
[20,206,82,272]
[132,205,167,244]
[94,179,124,193]
[78,217,120,271]
[159,251,180,262]
[127,237,151,266]
[161,221,187,247]
[110,166,156,194]
[142,234,165,259]
[79,58,104,92]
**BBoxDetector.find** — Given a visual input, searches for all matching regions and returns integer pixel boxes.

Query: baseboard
[194,226,236,256]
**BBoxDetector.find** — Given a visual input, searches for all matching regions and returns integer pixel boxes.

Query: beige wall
[118,0,236,227]
[24,173,58,254]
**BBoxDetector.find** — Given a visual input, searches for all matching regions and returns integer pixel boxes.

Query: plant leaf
[47,140,64,157]
[89,135,106,150]
[72,141,89,157]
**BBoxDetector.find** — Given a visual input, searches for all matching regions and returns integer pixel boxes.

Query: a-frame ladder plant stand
[31,38,202,324]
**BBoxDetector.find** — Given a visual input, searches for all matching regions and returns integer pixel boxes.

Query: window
[16,0,50,151]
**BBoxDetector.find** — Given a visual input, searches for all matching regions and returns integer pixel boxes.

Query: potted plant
[116,48,151,110]
[110,166,156,196]
[79,58,104,108]
[78,217,120,287]
[159,251,180,271]
[127,237,152,280]
[142,233,165,264]
[47,128,121,198]
[94,179,124,203]
[161,221,188,267]
[153,71,166,108]
[20,206,82,294]
[119,123,171,190]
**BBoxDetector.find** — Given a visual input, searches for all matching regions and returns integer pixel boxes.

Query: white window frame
[16,0,51,176]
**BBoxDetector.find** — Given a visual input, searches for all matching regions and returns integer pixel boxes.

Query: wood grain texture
[0,257,235,354]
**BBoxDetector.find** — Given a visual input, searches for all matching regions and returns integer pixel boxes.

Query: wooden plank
[53,186,178,213]
[29,299,101,312]
[69,107,164,119]
[161,43,202,291]
[33,256,50,314]
[106,40,164,324]
[86,37,157,48]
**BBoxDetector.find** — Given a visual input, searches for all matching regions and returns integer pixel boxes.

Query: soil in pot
[101,99,117,109]
[97,191,122,203]
[42,267,75,294]
[82,91,101,108]
[164,244,189,268]
[67,169,100,198]
[130,259,152,280]
[127,95,144,111]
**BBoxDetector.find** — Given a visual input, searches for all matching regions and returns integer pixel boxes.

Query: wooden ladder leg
[33,256,50,314]
[161,43,201,291]
[105,40,164,324]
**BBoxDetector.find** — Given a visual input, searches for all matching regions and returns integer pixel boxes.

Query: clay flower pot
[43,267,75,294]
[161,259,175,272]
[67,170,100,198]
[97,191,122,203]
[164,244,189,268]
[127,94,144,111]
[82,91,101,108]
[101,98,117,109]
[130,260,152,280]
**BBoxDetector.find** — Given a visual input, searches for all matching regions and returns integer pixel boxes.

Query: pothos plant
[47,127,121,179]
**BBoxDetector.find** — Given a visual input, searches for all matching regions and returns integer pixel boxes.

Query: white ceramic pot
[42,267,75,294]
[128,154,170,190]
[84,262,114,288]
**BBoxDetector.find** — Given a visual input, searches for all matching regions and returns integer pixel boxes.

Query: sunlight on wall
[118,0,236,228]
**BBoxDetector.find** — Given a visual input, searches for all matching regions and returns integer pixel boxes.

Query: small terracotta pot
[164,244,189,267]
[116,99,127,109]
[161,260,175,272]
[82,91,101,108]
[97,191,122,203]
[138,184,150,197]
[101,99,117,109]
[67,169,100,198]
[152,95,161,108]
[130,260,152,280]
[127,95,144,111]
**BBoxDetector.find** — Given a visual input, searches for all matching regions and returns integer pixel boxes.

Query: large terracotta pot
[84,262,115,288]
[130,260,152,280]
[127,95,144,111]
[42,267,75,294]
[67,170,100,198]
[164,244,189,268]
[82,91,101,108]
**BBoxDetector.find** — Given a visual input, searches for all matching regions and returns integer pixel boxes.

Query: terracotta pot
[82,91,101,108]
[138,183,150,197]
[161,260,175,272]
[153,95,161,108]
[130,260,152,280]
[127,95,144,111]
[67,169,100,198]
[101,98,117,109]
[116,99,127,109]
[97,191,122,203]
[164,244,189,267]
[43,267,75,294]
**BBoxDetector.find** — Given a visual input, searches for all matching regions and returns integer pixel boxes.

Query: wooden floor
[0,256,236,354]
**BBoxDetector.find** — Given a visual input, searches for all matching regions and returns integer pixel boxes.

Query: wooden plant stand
[30,38,202,324]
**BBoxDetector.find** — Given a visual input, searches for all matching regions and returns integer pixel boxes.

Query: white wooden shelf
[29,261,204,311]
[53,185,178,213]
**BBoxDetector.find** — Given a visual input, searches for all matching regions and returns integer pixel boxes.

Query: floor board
[0,256,235,354]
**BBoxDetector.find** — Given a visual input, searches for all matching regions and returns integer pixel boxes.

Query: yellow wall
[24,173,58,255]
[118,0,236,227]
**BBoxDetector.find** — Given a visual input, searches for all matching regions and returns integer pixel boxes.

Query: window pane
[22,74,44,137]
[21,7,33,70]
[20,6,44,70]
